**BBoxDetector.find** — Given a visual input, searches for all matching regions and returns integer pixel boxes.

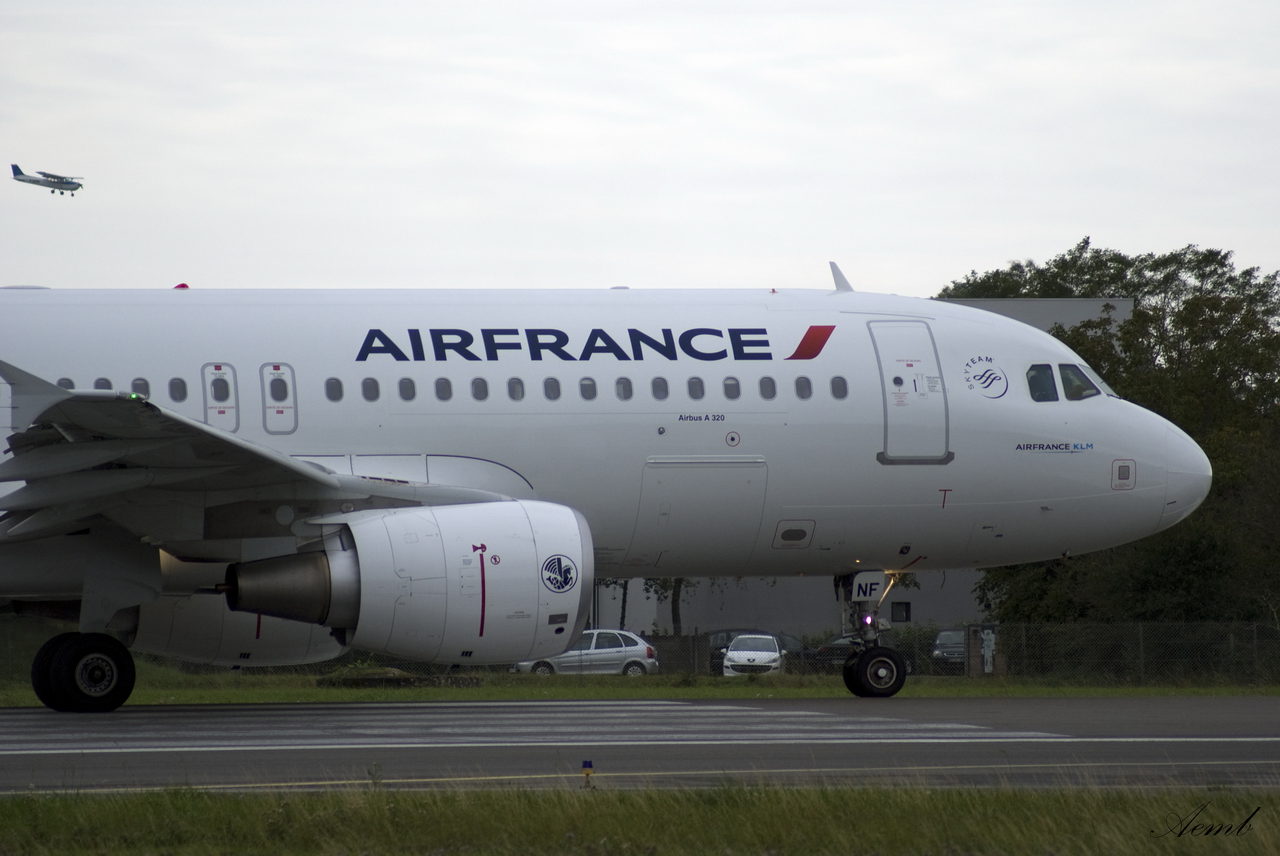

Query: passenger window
[269,377,288,403]
[435,378,452,401]
[543,377,561,401]
[1059,364,1101,401]
[1026,364,1059,402]
[508,378,525,401]
[131,378,150,398]
[759,377,777,400]
[622,635,639,647]
[210,377,230,403]
[688,377,705,400]
[94,378,112,390]
[570,634,594,651]
[580,378,597,400]
[723,377,741,400]
[472,378,489,401]
[831,376,848,399]
[795,377,812,400]
[399,378,416,401]
[57,378,74,390]
[595,632,624,649]
[362,378,380,402]
[325,378,344,402]
[652,377,669,400]
[169,378,188,402]
[616,377,633,400]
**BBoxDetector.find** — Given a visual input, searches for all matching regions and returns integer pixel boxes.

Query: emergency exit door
[259,363,297,435]
[201,363,239,433]
[868,320,953,464]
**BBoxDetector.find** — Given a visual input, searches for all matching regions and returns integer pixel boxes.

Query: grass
[0,787,1273,855]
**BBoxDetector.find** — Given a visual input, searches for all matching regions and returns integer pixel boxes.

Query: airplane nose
[1157,425,1212,531]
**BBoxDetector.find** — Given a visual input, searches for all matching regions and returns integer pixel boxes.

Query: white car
[721,634,784,676]
[513,629,660,676]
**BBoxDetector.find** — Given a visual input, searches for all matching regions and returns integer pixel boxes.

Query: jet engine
[220,500,594,665]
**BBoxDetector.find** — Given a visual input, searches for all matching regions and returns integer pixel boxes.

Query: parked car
[513,630,660,676]
[721,634,784,676]
[707,628,769,675]
[774,633,816,673]
[811,632,914,675]
[931,629,966,672]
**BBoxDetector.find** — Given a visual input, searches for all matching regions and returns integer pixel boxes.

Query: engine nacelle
[224,500,594,666]
[132,593,347,666]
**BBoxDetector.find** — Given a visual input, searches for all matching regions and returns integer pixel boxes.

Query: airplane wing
[0,360,506,543]
[35,172,80,180]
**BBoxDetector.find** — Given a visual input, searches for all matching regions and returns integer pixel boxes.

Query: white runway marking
[3,698,1274,757]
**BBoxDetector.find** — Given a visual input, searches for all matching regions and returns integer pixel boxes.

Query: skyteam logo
[541,555,579,593]
[963,356,1008,399]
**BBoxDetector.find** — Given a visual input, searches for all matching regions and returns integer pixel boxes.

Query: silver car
[514,629,660,676]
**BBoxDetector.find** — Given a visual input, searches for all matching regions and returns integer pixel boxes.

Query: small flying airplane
[11,164,82,196]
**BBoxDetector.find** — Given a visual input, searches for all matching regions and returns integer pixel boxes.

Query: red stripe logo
[785,325,835,360]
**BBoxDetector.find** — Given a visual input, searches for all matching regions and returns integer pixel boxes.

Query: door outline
[868,320,953,465]
[200,363,240,433]
[259,363,298,435]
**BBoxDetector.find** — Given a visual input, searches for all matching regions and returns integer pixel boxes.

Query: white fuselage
[12,174,81,193]
[0,286,1211,587]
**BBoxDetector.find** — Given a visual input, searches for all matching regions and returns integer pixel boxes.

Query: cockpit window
[1059,364,1102,401]
[1026,364,1058,402]
[1079,364,1119,398]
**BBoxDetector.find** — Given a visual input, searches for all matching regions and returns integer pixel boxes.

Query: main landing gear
[31,632,136,712]
[836,571,907,698]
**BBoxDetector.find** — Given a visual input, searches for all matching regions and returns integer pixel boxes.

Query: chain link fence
[3,614,1279,690]
[607,622,1280,684]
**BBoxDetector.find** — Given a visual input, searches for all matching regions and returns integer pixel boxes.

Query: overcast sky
[3,1,1277,297]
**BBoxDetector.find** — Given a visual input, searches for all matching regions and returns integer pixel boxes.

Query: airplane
[0,266,1212,711]
[11,165,82,195]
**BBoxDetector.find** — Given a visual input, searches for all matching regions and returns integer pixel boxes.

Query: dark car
[931,629,966,672]
[774,633,811,672]
[811,631,914,675]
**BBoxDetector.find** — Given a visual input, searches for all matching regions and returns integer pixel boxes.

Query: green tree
[949,239,1280,623]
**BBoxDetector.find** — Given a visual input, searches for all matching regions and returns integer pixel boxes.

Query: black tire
[622,662,646,677]
[531,661,555,676]
[841,652,866,696]
[48,633,136,712]
[850,646,907,698]
[31,633,78,711]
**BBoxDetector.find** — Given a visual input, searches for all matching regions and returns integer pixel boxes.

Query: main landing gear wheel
[31,633,78,710]
[842,646,907,698]
[31,633,136,712]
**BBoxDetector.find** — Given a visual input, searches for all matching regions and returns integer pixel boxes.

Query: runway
[1,696,1278,792]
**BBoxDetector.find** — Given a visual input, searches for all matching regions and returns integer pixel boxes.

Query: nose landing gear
[835,570,907,698]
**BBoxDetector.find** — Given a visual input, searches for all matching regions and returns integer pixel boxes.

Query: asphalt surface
[1,696,1278,792]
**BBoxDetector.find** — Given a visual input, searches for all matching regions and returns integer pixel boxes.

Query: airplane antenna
[829,262,853,292]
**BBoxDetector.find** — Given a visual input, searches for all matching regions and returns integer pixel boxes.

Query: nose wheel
[843,646,907,697]
[30,633,136,712]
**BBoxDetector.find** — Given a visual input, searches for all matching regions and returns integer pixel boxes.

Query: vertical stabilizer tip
[829,262,853,292]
